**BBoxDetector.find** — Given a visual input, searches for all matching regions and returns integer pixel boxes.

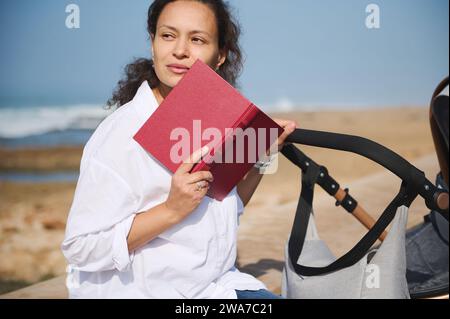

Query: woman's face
[151,1,226,90]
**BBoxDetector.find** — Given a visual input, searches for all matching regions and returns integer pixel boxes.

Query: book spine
[232,103,260,130]
[220,103,260,154]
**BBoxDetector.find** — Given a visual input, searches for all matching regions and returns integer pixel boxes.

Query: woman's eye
[192,38,205,44]
[162,34,174,40]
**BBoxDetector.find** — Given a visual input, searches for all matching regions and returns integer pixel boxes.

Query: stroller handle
[286,129,449,216]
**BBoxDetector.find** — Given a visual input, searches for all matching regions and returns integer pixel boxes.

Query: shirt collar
[133,80,159,120]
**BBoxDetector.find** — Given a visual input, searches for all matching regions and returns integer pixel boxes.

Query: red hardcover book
[134,59,283,201]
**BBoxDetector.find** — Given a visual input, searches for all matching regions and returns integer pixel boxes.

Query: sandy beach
[0,107,439,296]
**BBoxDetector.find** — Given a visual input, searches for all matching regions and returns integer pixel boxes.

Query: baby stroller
[406,77,448,299]
[281,77,449,299]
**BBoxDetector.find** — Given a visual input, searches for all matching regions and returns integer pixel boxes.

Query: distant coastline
[0,103,427,148]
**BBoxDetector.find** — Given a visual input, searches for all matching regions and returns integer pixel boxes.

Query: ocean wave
[0,104,113,138]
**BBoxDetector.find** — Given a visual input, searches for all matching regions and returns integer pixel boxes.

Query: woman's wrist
[162,201,184,225]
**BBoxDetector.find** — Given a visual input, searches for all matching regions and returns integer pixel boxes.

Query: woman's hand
[164,146,214,222]
[272,118,298,153]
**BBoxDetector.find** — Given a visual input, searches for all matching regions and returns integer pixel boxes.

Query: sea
[0,104,113,183]
[0,101,415,183]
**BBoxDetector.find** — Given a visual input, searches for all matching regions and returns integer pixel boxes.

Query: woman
[62,0,296,299]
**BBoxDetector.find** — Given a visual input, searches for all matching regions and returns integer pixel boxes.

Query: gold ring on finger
[195,182,204,192]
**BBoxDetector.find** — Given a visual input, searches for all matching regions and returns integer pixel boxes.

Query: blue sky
[0,0,448,110]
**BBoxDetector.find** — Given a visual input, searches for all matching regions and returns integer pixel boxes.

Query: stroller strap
[286,129,449,219]
[282,143,420,276]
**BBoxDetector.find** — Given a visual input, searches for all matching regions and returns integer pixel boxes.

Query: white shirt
[61,81,267,299]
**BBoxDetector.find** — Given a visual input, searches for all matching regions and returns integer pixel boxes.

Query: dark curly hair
[107,0,243,108]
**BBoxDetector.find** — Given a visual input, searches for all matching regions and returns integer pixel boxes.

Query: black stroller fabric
[407,78,450,299]
[406,176,449,299]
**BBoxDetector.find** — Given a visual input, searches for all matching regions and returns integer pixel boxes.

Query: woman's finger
[187,171,214,184]
[273,118,298,129]
[177,146,210,175]
[278,122,297,142]
[190,181,210,194]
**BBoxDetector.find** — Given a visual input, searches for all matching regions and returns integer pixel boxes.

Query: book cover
[134,59,283,201]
